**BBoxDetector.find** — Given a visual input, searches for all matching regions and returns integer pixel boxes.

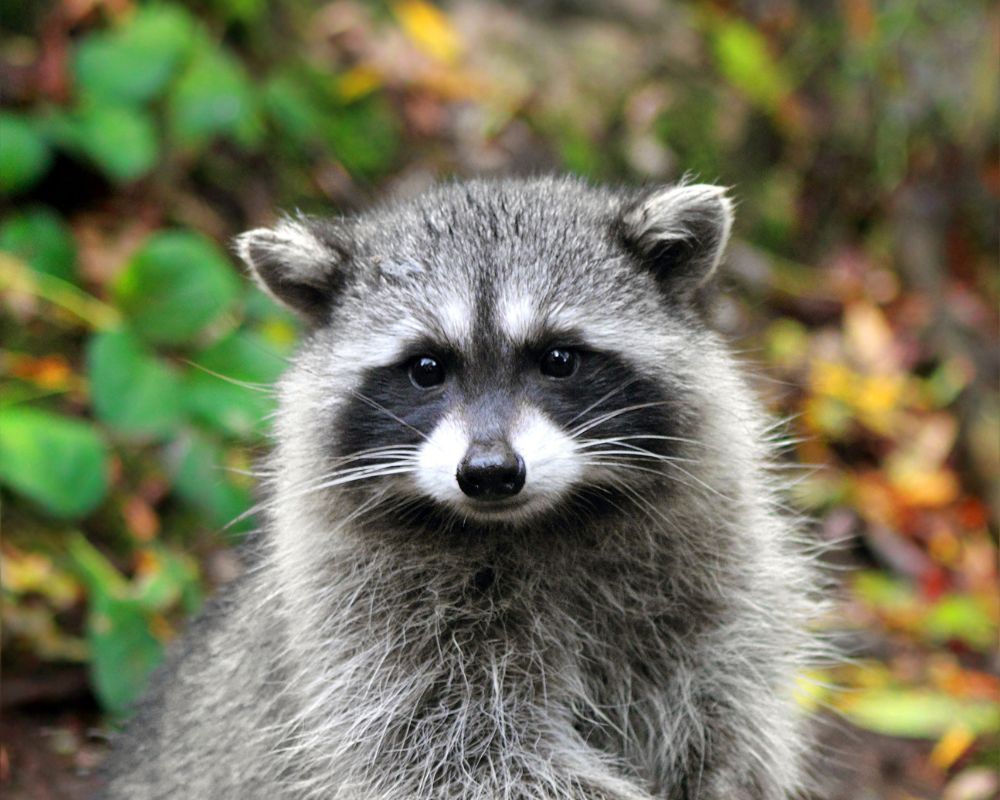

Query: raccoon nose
[457,442,526,499]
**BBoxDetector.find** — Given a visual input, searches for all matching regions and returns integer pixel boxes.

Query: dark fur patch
[336,347,457,461]
[335,332,696,513]
[472,565,496,592]
[525,345,693,463]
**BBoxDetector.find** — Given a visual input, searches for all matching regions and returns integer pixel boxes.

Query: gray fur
[101,176,827,799]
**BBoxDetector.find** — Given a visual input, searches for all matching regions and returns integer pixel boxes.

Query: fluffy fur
[101,176,826,799]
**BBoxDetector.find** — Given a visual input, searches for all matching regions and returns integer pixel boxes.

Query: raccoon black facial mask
[103,177,825,800]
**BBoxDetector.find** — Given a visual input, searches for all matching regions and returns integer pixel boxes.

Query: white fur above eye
[436,297,474,347]
[498,293,540,344]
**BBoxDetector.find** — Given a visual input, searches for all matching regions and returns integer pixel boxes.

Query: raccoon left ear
[618,183,734,298]
[235,216,350,323]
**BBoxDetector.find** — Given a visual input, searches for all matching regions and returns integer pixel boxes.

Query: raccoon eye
[409,355,445,388]
[540,347,578,378]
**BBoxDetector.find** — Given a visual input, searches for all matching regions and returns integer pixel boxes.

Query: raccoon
[100,176,824,800]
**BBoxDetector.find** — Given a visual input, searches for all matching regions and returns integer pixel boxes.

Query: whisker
[585,455,730,500]
[225,458,418,529]
[563,378,639,427]
[577,446,699,465]
[350,390,428,441]
[183,360,278,395]
[576,433,723,453]
[569,400,673,438]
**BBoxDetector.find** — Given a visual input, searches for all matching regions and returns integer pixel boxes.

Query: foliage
[1,0,997,794]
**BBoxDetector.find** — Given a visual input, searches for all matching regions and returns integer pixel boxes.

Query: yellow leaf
[416,66,491,100]
[393,0,462,64]
[338,65,382,102]
[930,723,976,771]
[793,669,834,712]
[854,374,906,434]
[802,395,852,438]
[928,527,962,567]
[852,473,900,527]
[260,318,298,349]
[1,548,79,607]
[0,603,87,661]
[2,550,52,593]
[765,318,809,370]
[886,416,961,507]
[809,360,856,401]
[890,465,960,508]
[844,301,897,373]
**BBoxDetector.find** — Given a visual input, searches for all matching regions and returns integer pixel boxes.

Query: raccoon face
[330,326,682,525]
[237,178,733,528]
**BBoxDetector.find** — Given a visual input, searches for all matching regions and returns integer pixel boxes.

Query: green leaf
[87,328,184,438]
[853,571,917,612]
[922,594,997,650]
[73,5,195,106]
[209,0,266,23]
[0,114,52,193]
[324,95,399,178]
[172,431,254,531]
[843,689,1000,739]
[0,407,110,518]
[73,104,158,182]
[168,46,262,149]
[192,329,288,383]
[555,124,603,179]
[182,372,273,439]
[132,547,202,614]
[182,330,285,438]
[710,19,791,113]
[263,72,327,148]
[242,283,298,328]
[68,534,163,718]
[0,208,77,281]
[67,535,194,716]
[114,230,240,345]
[67,532,129,599]
[87,591,163,717]
[654,93,720,180]
[262,68,397,176]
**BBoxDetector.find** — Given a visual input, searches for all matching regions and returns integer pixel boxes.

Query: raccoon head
[237,178,733,532]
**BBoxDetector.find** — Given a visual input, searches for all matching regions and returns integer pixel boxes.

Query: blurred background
[0,1,997,797]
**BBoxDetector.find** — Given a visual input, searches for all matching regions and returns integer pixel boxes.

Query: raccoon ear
[234,217,350,323]
[618,183,734,298]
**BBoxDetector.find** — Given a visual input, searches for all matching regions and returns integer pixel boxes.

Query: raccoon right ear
[235,217,350,323]
[618,183,734,300]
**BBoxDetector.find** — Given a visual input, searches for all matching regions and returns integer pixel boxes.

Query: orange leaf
[929,723,975,771]
[8,353,74,390]
[123,496,159,542]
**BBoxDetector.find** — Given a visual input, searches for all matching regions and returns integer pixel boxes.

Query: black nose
[456,442,526,499]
